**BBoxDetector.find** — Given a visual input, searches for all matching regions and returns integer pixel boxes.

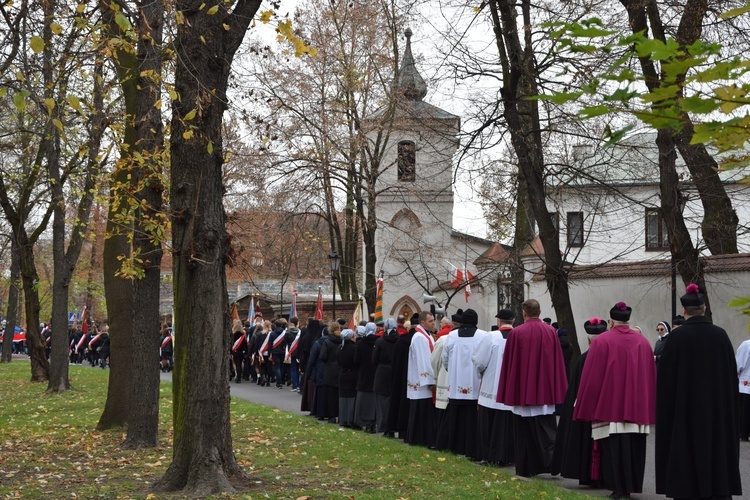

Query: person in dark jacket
[338,329,359,428]
[373,318,399,434]
[656,285,741,499]
[98,326,110,369]
[300,319,323,412]
[285,317,302,391]
[231,319,247,383]
[268,318,287,388]
[354,323,378,432]
[386,314,415,438]
[305,323,328,417]
[652,321,671,364]
[319,321,342,422]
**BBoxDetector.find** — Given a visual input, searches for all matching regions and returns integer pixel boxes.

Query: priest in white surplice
[472,308,516,465]
[439,308,487,459]
[405,311,436,448]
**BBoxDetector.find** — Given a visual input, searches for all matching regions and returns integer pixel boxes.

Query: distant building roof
[474,242,512,265]
[531,252,750,281]
[550,131,749,188]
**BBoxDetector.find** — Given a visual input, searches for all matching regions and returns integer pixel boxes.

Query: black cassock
[656,316,742,498]
[385,331,413,437]
[550,351,596,486]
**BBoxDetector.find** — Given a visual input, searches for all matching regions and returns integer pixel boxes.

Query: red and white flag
[464,266,474,303]
[314,286,323,320]
[448,261,463,288]
[81,306,89,334]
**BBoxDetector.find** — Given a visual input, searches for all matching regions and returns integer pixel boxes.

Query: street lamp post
[328,252,340,319]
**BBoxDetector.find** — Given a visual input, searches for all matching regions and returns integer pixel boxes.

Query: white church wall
[547,181,750,266]
[528,267,750,352]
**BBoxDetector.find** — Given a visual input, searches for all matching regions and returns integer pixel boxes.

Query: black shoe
[235,377,241,383]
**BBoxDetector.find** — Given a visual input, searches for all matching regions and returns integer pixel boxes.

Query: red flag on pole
[81,306,89,334]
[464,266,474,303]
[314,286,323,320]
[448,262,463,288]
[230,303,240,321]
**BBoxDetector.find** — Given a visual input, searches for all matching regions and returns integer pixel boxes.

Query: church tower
[366,28,462,319]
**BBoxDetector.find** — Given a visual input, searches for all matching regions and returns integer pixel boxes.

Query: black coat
[550,351,593,484]
[338,339,359,398]
[653,334,668,363]
[300,320,323,370]
[557,331,573,380]
[268,327,286,357]
[99,333,110,358]
[354,335,377,392]
[372,331,398,396]
[306,335,327,386]
[386,331,413,435]
[232,330,247,356]
[655,316,741,498]
[320,336,342,387]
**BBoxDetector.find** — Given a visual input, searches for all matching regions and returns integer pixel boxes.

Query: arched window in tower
[397,140,416,181]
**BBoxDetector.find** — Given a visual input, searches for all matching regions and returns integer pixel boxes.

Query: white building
[366,29,502,325]
[527,133,750,349]
[367,32,750,350]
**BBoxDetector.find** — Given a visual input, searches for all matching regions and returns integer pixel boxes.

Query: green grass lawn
[0,360,591,499]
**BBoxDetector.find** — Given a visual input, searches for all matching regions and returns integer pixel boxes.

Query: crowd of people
[0,321,112,368]
[67,322,111,368]
[230,285,747,499]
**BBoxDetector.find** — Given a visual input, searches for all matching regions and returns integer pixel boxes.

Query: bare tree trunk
[673,124,738,255]
[490,0,581,362]
[47,52,105,394]
[656,129,712,319]
[97,0,138,430]
[18,233,48,381]
[153,0,262,494]
[1,237,20,363]
[123,0,164,449]
[619,0,738,257]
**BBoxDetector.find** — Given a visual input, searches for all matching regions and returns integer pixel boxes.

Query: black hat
[461,308,479,326]
[410,313,420,325]
[557,327,568,337]
[542,317,552,324]
[495,308,515,320]
[680,283,705,307]
[451,308,464,323]
[583,317,607,335]
[609,302,632,322]
[672,315,685,326]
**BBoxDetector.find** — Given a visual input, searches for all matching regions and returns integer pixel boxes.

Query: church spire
[397,28,427,101]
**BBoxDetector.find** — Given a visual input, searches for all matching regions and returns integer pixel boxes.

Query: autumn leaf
[30,36,45,53]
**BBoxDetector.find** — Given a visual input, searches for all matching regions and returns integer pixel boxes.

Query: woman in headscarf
[354,323,378,432]
[300,319,323,412]
[319,321,342,422]
[338,328,359,428]
[373,318,399,435]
